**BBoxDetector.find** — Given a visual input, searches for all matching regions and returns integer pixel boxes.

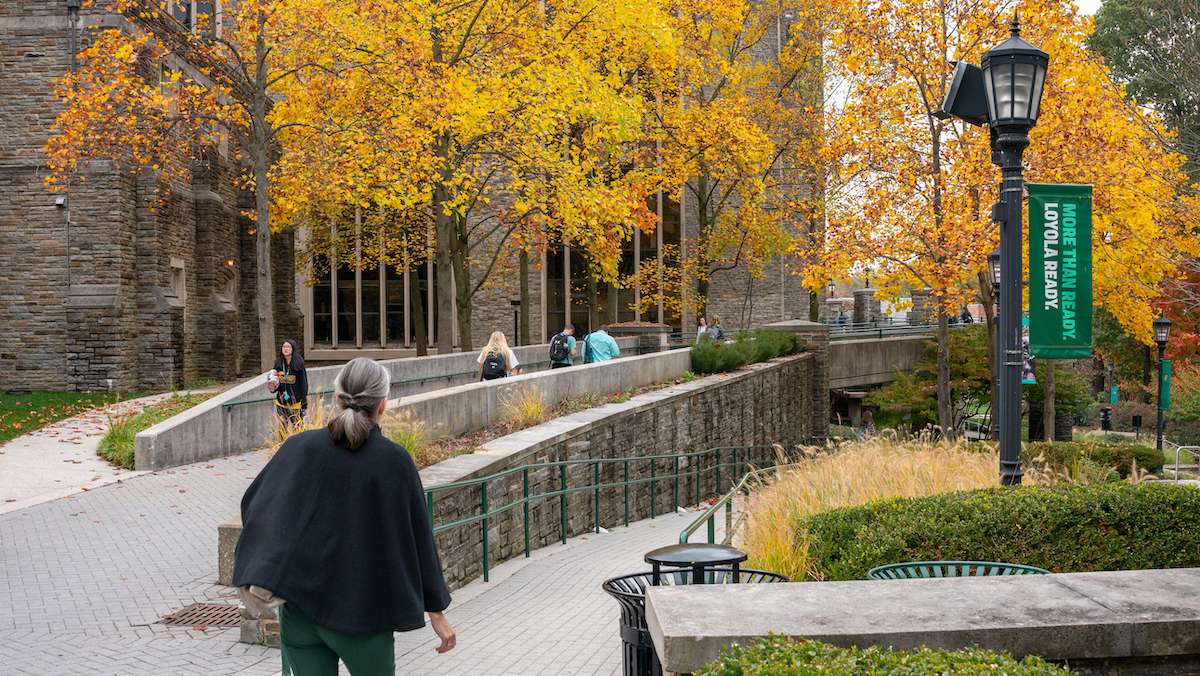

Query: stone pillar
[910,288,932,326]
[760,320,830,441]
[853,289,880,325]
[605,322,672,353]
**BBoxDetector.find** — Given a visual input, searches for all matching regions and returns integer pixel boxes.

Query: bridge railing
[828,318,974,340]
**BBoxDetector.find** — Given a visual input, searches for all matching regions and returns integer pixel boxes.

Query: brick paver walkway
[0,449,717,675]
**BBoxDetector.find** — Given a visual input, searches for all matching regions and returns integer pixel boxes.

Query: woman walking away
[270,339,308,426]
[477,331,520,380]
[234,358,455,676]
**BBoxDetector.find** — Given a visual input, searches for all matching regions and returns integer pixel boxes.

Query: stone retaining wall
[421,352,819,590]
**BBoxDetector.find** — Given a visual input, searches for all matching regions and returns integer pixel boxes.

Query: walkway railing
[828,318,967,341]
[678,461,807,545]
[425,442,821,582]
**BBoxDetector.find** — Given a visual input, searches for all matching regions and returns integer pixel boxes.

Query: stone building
[0,0,301,392]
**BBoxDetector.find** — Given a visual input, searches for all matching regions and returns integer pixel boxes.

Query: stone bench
[646,568,1200,675]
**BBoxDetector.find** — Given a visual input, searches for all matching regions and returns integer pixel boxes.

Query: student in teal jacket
[582,327,621,363]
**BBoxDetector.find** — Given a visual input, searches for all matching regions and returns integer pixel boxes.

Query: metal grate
[160,602,242,628]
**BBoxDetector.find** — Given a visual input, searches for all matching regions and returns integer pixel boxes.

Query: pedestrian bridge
[829,332,931,388]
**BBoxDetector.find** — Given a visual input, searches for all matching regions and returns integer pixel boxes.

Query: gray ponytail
[327,357,391,450]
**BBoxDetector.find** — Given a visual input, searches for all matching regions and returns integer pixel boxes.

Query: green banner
[1028,184,1093,359]
[1162,359,1172,410]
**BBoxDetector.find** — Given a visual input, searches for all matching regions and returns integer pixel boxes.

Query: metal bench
[867,560,1050,580]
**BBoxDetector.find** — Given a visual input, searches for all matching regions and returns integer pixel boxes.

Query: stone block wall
[423,352,820,590]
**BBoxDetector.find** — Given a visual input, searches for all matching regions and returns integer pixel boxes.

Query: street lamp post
[938,16,1048,485]
[1154,315,1172,451]
[987,250,1001,438]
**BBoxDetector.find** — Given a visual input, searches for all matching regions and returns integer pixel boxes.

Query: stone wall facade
[423,352,821,590]
[0,2,300,392]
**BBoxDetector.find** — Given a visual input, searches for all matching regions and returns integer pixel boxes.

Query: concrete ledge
[132,337,637,470]
[391,348,692,441]
[646,568,1200,675]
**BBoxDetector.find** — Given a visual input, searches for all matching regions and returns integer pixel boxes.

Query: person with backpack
[580,326,620,363]
[476,331,520,380]
[548,323,578,369]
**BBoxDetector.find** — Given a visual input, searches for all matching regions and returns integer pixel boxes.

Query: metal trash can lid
[644,543,747,568]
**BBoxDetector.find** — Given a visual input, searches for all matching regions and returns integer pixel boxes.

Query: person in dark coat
[234,357,456,675]
[270,338,308,425]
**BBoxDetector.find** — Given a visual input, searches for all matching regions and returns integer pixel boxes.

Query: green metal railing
[678,461,806,545]
[424,443,816,582]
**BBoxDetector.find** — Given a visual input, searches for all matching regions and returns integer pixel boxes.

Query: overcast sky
[1076,0,1102,14]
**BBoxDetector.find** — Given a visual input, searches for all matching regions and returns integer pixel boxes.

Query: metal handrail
[679,462,807,545]
[1169,444,1200,482]
[425,442,821,582]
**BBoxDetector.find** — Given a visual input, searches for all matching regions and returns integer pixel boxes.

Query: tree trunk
[608,281,619,325]
[409,264,428,356]
[587,273,598,332]
[809,289,819,322]
[1044,361,1056,443]
[978,271,998,439]
[519,249,530,344]
[432,142,455,354]
[695,173,711,317]
[937,309,953,438]
[453,230,473,351]
[251,18,275,372]
[253,150,275,372]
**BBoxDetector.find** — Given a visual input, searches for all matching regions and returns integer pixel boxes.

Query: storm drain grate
[160,602,242,628]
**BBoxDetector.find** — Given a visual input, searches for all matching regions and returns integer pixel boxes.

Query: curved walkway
[0,448,719,675]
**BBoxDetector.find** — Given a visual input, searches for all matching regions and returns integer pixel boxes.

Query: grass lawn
[0,391,125,445]
[98,393,213,468]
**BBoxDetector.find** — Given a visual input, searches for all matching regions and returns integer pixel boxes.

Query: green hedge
[1024,440,1164,477]
[799,483,1200,581]
[699,634,1071,675]
[691,330,801,374]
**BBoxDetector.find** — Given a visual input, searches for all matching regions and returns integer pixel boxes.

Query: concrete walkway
[0,447,717,675]
[0,390,220,515]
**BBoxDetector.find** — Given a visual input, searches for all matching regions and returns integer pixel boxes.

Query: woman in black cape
[235,357,455,675]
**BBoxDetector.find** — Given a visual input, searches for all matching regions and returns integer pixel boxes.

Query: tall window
[309,255,437,349]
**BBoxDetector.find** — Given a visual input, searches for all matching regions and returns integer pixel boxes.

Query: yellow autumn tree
[268,0,678,349]
[802,0,1199,436]
[646,0,824,321]
[44,0,348,370]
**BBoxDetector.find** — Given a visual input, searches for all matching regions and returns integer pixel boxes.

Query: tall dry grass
[267,404,327,455]
[739,435,1058,581]
[499,386,549,428]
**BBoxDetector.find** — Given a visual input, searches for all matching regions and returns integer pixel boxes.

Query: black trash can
[602,546,789,676]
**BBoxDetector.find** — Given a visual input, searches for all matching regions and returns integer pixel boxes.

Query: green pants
[279,604,394,676]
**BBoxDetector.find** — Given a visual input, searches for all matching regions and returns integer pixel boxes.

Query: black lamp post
[938,16,1048,485]
[1154,315,1172,451]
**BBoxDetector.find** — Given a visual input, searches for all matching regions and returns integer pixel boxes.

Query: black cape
[233,426,451,635]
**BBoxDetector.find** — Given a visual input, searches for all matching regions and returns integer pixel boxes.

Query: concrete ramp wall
[133,337,637,470]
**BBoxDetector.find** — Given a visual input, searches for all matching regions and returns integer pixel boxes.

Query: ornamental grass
[738,434,1059,581]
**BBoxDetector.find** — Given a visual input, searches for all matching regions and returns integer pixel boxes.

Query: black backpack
[481,351,507,380]
[549,333,570,362]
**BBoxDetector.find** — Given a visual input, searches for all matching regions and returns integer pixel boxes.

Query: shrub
[1024,440,1164,477]
[690,330,800,374]
[699,634,1070,675]
[98,393,211,468]
[267,403,328,455]
[799,482,1200,581]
